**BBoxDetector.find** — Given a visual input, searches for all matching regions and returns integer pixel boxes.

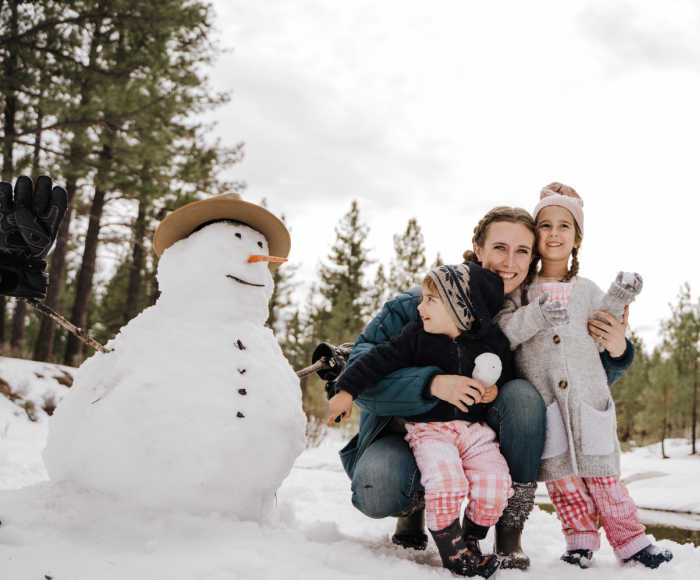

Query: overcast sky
[204,0,700,350]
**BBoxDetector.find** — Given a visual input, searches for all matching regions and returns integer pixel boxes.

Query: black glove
[0,254,48,299]
[312,341,354,402]
[8,175,67,259]
[311,341,353,382]
[0,175,67,298]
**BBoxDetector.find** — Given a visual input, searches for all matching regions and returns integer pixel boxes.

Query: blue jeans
[350,378,546,518]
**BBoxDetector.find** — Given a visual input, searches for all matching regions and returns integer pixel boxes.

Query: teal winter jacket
[338,287,635,479]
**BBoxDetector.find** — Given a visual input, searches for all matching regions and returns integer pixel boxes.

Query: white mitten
[473,352,502,388]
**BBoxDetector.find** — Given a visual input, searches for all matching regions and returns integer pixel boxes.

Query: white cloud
[203,0,700,350]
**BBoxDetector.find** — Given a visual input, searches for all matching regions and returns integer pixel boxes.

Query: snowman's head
[156,221,278,323]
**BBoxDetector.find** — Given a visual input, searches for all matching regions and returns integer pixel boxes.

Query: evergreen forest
[1,1,698,455]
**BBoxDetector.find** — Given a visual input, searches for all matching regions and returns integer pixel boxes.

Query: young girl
[495,183,673,570]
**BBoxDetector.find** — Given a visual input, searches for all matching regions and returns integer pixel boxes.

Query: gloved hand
[311,341,353,382]
[7,175,67,258]
[538,293,569,326]
[0,175,67,298]
[0,254,48,299]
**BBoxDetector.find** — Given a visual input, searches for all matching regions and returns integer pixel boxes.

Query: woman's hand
[327,390,353,426]
[430,375,486,411]
[480,384,499,403]
[588,305,628,358]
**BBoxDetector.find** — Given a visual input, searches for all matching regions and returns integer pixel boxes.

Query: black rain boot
[392,507,428,550]
[494,481,536,570]
[431,518,500,578]
[623,544,673,569]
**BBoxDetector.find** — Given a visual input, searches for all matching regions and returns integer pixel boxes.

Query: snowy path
[1,418,700,579]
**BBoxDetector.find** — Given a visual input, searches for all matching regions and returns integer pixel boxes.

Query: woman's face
[474,221,535,294]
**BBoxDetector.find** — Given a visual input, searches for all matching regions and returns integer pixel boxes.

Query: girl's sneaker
[561,549,594,569]
[623,544,673,569]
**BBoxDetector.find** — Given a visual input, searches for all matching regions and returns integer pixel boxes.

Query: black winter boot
[623,544,673,569]
[431,518,500,578]
[392,508,428,550]
[494,481,536,570]
[561,549,594,568]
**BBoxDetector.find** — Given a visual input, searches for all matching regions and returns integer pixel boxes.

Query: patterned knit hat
[533,182,584,234]
[427,263,504,332]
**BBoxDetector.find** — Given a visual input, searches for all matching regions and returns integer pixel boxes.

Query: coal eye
[257,241,263,248]
[235,233,242,239]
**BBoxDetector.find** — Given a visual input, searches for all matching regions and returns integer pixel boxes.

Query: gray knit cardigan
[495,276,620,481]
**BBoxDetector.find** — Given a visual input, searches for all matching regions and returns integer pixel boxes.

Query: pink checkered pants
[405,421,513,531]
[546,475,651,560]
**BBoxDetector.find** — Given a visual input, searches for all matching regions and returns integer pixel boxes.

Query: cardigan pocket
[580,399,616,456]
[541,402,568,460]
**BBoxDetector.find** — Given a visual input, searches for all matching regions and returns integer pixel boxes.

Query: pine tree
[388,218,426,295]
[316,200,372,346]
[636,350,678,458]
[431,252,444,269]
[368,263,389,313]
[662,283,700,454]
[611,332,648,443]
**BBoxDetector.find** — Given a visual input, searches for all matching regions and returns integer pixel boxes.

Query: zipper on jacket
[455,340,463,375]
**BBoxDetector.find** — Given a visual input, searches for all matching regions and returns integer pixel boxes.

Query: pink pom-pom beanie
[533,182,584,235]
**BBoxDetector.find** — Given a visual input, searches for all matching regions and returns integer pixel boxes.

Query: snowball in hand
[472,352,502,387]
[43,222,306,520]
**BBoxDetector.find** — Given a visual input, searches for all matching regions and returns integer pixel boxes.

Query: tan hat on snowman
[152,193,291,269]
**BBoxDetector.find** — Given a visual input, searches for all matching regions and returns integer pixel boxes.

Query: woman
[337,206,634,570]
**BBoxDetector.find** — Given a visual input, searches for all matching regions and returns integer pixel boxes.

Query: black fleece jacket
[335,319,514,423]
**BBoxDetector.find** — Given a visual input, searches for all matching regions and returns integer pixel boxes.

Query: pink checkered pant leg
[547,476,601,552]
[586,476,650,559]
[405,421,512,531]
[546,476,650,559]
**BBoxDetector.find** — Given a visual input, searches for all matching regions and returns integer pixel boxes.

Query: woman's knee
[350,434,423,518]
[496,379,545,436]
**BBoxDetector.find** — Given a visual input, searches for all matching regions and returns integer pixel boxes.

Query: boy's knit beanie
[533,182,584,234]
[427,263,504,332]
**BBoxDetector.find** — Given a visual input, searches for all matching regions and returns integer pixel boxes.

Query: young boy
[328,263,513,578]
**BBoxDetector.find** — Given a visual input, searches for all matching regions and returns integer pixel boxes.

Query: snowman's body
[44,223,306,520]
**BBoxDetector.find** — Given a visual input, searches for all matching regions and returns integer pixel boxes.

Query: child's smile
[537,206,578,264]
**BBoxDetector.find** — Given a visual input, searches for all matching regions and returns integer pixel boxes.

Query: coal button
[553,335,561,344]
[558,380,568,390]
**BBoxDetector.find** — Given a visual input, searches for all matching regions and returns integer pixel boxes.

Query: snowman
[43,194,307,521]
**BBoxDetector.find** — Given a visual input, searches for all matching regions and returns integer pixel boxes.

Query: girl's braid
[561,246,579,283]
[520,253,540,305]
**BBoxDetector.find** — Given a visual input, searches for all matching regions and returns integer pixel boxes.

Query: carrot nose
[247,254,287,264]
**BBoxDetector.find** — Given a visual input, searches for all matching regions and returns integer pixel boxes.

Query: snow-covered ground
[1,356,699,579]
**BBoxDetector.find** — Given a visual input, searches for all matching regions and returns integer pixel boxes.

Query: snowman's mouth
[226,274,265,287]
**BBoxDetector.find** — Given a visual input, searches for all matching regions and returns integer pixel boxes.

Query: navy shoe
[624,544,673,569]
[561,549,594,569]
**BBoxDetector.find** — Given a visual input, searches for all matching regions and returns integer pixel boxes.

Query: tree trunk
[33,190,73,361]
[63,144,111,366]
[693,356,698,455]
[33,16,103,361]
[1,0,19,344]
[661,419,668,458]
[11,92,46,355]
[124,194,148,323]
[9,299,26,353]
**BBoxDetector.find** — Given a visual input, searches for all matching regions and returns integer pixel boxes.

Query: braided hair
[521,214,583,304]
